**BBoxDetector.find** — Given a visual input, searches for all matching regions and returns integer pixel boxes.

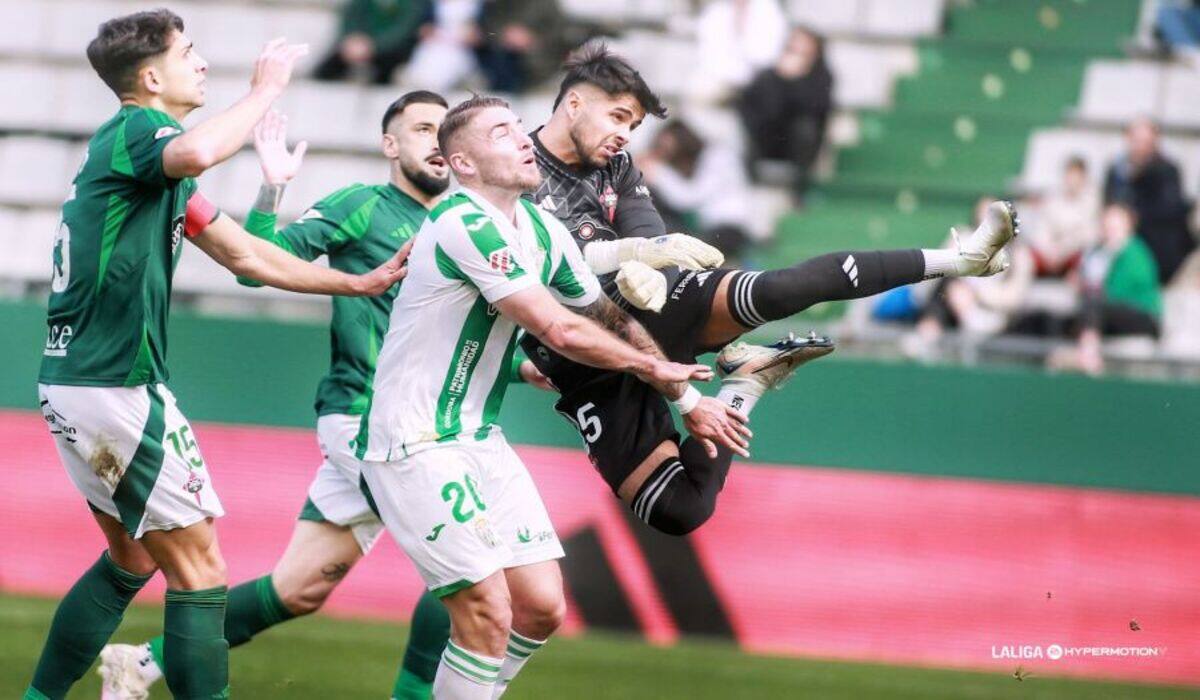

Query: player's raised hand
[682,397,752,459]
[642,359,713,386]
[251,38,309,98]
[254,110,308,185]
[355,239,413,295]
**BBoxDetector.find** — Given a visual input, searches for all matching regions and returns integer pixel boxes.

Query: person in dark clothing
[737,25,833,198]
[1103,117,1195,284]
[475,0,572,92]
[313,0,432,85]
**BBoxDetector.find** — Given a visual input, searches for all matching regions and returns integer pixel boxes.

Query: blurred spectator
[1103,117,1195,284]
[1028,156,1100,276]
[690,0,788,104]
[1156,0,1200,65]
[639,121,754,260]
[737,26,833,199]
[475,0,571,92]
[401,0,483,92]
[313,0,432,85]
[902,198,1035,359]
[1049,203,1162,374]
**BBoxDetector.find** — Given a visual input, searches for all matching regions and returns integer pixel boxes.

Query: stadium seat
[826,41,918,110]
[1160,66,1200,130]
[862,0,945,38]
[1016,128,1123,193]
[786,0,864,35]
[1076,60,1164,126]
[0,137,78,207]
[0,1,49,56]
[0,208,58,284]
[0,62,58,130]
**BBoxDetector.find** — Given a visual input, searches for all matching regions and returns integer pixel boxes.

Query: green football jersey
[246,183,427,416]
[39,105,196,387]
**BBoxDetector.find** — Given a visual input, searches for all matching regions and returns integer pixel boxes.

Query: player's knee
[106,543,158,577]
[514,589,565,639]
[645,486,716,536]
[277,578,334,617]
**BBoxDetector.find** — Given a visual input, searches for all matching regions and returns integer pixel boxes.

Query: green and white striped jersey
[357,187,600,460]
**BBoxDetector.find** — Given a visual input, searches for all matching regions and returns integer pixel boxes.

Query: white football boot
[716,331,836,397]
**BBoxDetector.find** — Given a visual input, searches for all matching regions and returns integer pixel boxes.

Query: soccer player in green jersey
[98,90,464,700]
[29,10,410,700]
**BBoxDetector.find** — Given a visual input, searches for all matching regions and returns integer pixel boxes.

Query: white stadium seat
[863,0,945,38]
[0,1,50,56]
[1076,60,1164,125]
[0,137,78,206]
[787,0,864,35]
[0,62,58,130]
[1017,128,1124,192]
[0,208,59,284]
[1160,66,1200,130]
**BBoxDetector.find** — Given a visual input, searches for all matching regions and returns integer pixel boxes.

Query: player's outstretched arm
[190,211,409,296]
[495,285,710,388]
[163,39,308,179]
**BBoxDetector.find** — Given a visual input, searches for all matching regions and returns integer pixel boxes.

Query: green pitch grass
[2,594,1195,699]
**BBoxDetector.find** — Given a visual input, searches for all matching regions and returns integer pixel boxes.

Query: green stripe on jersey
[95,194,131,296]
[111,120,133,176]
[549,252,586,299]
[428,193,473,222]
[462,213,524,280]
[435,297,499,442]
[435,243,468,281]
[332,194,381,245]
[474,331,517,441]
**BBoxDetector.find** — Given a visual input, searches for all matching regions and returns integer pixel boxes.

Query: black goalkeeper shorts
[521,267,733,491]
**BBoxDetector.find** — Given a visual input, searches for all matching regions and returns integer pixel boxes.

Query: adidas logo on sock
[842,255,859,288]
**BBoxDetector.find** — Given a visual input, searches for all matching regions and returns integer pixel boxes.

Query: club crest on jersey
[154,126,182,140]
[600,184,619,223]
[489,248,515,274]
[578,222,596,240]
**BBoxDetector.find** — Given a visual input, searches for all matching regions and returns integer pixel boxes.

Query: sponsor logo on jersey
[489,249,515,274]
[540,196,558,212]
[295,208,324,224]
[634,185,651,198]
[170,215,184,254]
[154,126,182,140]
[44,324,73,357]
[600,184,619,222]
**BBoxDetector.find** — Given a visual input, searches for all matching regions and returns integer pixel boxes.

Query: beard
[569,122,608,170]
[400,157,450,197]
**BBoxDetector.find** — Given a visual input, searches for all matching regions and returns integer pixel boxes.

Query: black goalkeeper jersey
[526,128,667,253]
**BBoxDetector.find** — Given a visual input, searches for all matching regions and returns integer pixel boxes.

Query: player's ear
[449,152,473,177]
[381,133,400,159]
[139,64,164,96]
[565,89,584,121]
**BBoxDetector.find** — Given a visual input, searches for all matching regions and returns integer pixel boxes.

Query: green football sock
[163,586,230,700]
[26,551,151,699]
[146,574,296,671]
[392,590,451,700]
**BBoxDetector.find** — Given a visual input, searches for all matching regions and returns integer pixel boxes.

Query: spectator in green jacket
[314,0,433,84]
[1069,202,1162,373]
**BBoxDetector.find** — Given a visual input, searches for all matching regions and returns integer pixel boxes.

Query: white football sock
[433,640,501,699]
[921,248,963,278]
[717,381,762,416]
[490,631,546,698]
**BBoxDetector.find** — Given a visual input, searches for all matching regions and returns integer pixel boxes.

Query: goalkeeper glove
[584,234,724,274]
[616,260,667,312]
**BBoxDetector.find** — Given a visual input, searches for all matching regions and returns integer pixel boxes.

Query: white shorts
[360,432,563,598]
[299,414,385,554]
[38,383,224,539]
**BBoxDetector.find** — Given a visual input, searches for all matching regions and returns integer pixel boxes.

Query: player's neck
[466,181,520,225]
[537,118,581,167]
[391,170,437,209]
[119,94,190,122]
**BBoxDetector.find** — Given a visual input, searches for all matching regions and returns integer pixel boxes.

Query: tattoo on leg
[320,562,350,582]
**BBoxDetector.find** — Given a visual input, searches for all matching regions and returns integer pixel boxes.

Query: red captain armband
[185,190,219,238]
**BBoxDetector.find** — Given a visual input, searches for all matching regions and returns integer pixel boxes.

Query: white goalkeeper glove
[616,260,667,312]
[583,234,724,274]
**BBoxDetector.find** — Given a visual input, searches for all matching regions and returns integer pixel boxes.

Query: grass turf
[2,594,1196,699]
